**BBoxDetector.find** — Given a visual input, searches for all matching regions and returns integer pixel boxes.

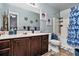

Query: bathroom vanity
[0,33,49,56]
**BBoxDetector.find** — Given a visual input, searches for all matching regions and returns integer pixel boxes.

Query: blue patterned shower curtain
[67,6,79,48]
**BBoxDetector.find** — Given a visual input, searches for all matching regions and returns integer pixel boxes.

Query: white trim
[8,10,19,30]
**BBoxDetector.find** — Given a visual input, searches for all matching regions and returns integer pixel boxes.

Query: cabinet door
[13,38,30,56]
[41,35,48,55]
[13,38,25,56]
[24,38,30,56]
[30,36,41,56]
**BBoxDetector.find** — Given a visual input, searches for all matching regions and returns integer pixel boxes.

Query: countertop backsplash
[0,31,41,36]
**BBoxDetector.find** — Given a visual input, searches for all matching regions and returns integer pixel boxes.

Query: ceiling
[46,3,79,11]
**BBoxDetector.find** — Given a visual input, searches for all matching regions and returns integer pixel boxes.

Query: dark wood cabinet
[41,35,48,54]
[13,37,30,56]
[30,36,41,56]
[13,38,25,56]
[24,38,30,56]
[0,35,48,56]
[0,40,10,56]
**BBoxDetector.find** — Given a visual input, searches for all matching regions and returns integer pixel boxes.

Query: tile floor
[42,48,73,56]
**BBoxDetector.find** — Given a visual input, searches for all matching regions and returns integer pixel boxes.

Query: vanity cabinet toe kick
[0,35,48,56]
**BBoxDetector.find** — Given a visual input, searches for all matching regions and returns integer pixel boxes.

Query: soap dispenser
[14,27,17,34]
[9,27,14,35]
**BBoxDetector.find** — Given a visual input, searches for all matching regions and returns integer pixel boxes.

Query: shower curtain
[67,6,79,48]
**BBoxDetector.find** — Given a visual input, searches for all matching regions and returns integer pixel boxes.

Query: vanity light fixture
[30,3,36,6]
[26,3,38,8]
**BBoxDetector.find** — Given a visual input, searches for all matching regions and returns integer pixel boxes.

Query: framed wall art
[46,18,52,25]
[40,10,47,20]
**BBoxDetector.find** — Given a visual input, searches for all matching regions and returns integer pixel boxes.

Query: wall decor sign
[67,6,79,48]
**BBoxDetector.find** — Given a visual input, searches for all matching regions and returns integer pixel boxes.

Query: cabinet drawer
[42,35,48,40]
[0,40,10,50]
[0,49,10,56]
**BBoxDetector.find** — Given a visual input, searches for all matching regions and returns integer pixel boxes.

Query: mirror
[8,11,18,32]
[0,3,40,31]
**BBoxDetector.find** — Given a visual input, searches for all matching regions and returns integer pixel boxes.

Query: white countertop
[0,33,50,40]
